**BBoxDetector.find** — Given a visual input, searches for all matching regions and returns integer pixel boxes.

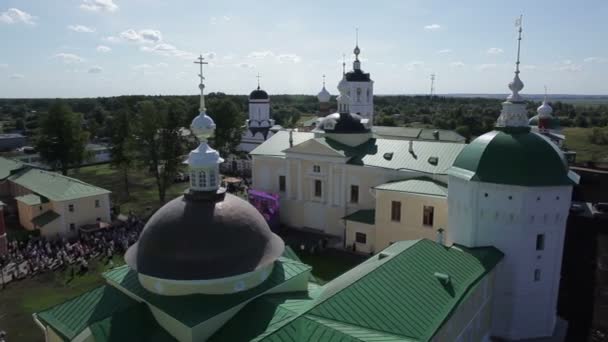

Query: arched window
[190,171,196,187]
[356,88,361,102]
[199,170,207,188]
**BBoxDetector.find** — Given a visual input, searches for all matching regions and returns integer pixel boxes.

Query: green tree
[36,101,89,175]
[134,100,185,204]
[206,97,244,155]
[110,109,136,197]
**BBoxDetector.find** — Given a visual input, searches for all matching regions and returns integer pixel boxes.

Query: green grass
[69,164,189,216]
[0,255,125,342]
[562,127,608,163]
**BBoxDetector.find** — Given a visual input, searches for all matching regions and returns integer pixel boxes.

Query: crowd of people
[0,214,145,286]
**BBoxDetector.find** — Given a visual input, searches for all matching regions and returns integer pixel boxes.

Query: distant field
[562,127,608,163]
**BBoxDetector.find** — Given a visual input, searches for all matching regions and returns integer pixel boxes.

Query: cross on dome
[194,54,208,112]
[256,73,261,89]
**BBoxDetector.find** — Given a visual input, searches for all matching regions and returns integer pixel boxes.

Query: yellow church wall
[72,328,94,342]
[431,269,497,342]
[345,221,376,254]
[42,326,64,342]
[374,190,448,252]
[17,200,54,231]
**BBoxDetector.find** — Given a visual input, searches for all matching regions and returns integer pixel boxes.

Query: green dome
[450,128,573,186]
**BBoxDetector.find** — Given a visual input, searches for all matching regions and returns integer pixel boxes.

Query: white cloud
[276,54,301,63]
[132,63,168,70]
[584,57,608,63]
[486,48,504,55]
[210,16,231,24]
[477,63,497,71]
[237,63,255,69]
[140,43,195,60]
[555,60,582,72]
[449,61,465,68]
[103,36,120,43]
[80,0,118,12]
[53,53,84,64]
[405,61,424,71]
[0,63,7,68]
[119,29,162,44]
[248,51,274,59]
[424,24,441,31]
[437,49,452,54]
[88,66,103,74]
[96,45,111,53]
[68,25,95,33]
[9,74,24,80]
[0,8,37,25]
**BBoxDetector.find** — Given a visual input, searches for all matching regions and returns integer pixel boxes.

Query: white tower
[343,29,374,123]
[189,55,223,191]
[239,75,276,152]
[447,17,578,340]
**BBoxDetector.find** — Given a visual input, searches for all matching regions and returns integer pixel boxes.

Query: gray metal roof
[374,178,448,197]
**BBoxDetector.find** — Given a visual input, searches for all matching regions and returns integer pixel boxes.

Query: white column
[328,164,333,206]
[285,159,291,199]
[297,160,303,201]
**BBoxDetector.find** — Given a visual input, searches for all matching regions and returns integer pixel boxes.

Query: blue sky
[1,0,607,98]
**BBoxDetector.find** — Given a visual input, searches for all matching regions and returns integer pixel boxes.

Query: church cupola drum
[125,56,284,296]
[238,74,278,152]
[342,29,374,122]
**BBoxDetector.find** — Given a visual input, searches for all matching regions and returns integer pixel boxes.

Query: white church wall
[448,175,572,340]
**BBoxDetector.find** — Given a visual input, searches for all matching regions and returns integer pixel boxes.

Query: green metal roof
[88,303,176,342]
[342,209,376,225]
[372,126,466,143]
[31,210,60,227]
[103,258,311,327]
[374,178,448,197]
[450,129,576,186]
[302,239,503,341]
[37,285,138,340]
[0,156,23,179]
[15,193,42,205]
[250,131,315,157]
[9,168,110,201]
[253,131,464,175]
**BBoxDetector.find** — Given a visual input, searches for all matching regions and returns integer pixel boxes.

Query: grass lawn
[563,127,608,163]
[0,255,125,342]
[69,163,189,216]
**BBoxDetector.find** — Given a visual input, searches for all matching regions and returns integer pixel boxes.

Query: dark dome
[249,88,269,100]
[345,69,371,82]
[125,193,284,281]
[317,112,370,134]
[451,128,573,187]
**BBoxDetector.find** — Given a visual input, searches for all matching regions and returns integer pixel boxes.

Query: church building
[34,55,507,342]
[238,80,282,153]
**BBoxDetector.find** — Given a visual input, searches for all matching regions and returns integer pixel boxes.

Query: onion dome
[249,86,269,100]
[125,62,284,296]
[317,86,331,103]
[537,100,553,117]
[450,27,574,187]
[450,129,572,186]
[124,192,284,282]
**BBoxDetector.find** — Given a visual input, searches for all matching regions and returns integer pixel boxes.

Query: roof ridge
[303,314,417,341]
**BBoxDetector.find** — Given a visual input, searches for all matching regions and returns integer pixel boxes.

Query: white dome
[191,111,216,141]
[537,100,553,117]
[317,86,331,103]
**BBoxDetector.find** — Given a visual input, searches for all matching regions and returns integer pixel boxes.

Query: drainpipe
[32,313,48,341]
